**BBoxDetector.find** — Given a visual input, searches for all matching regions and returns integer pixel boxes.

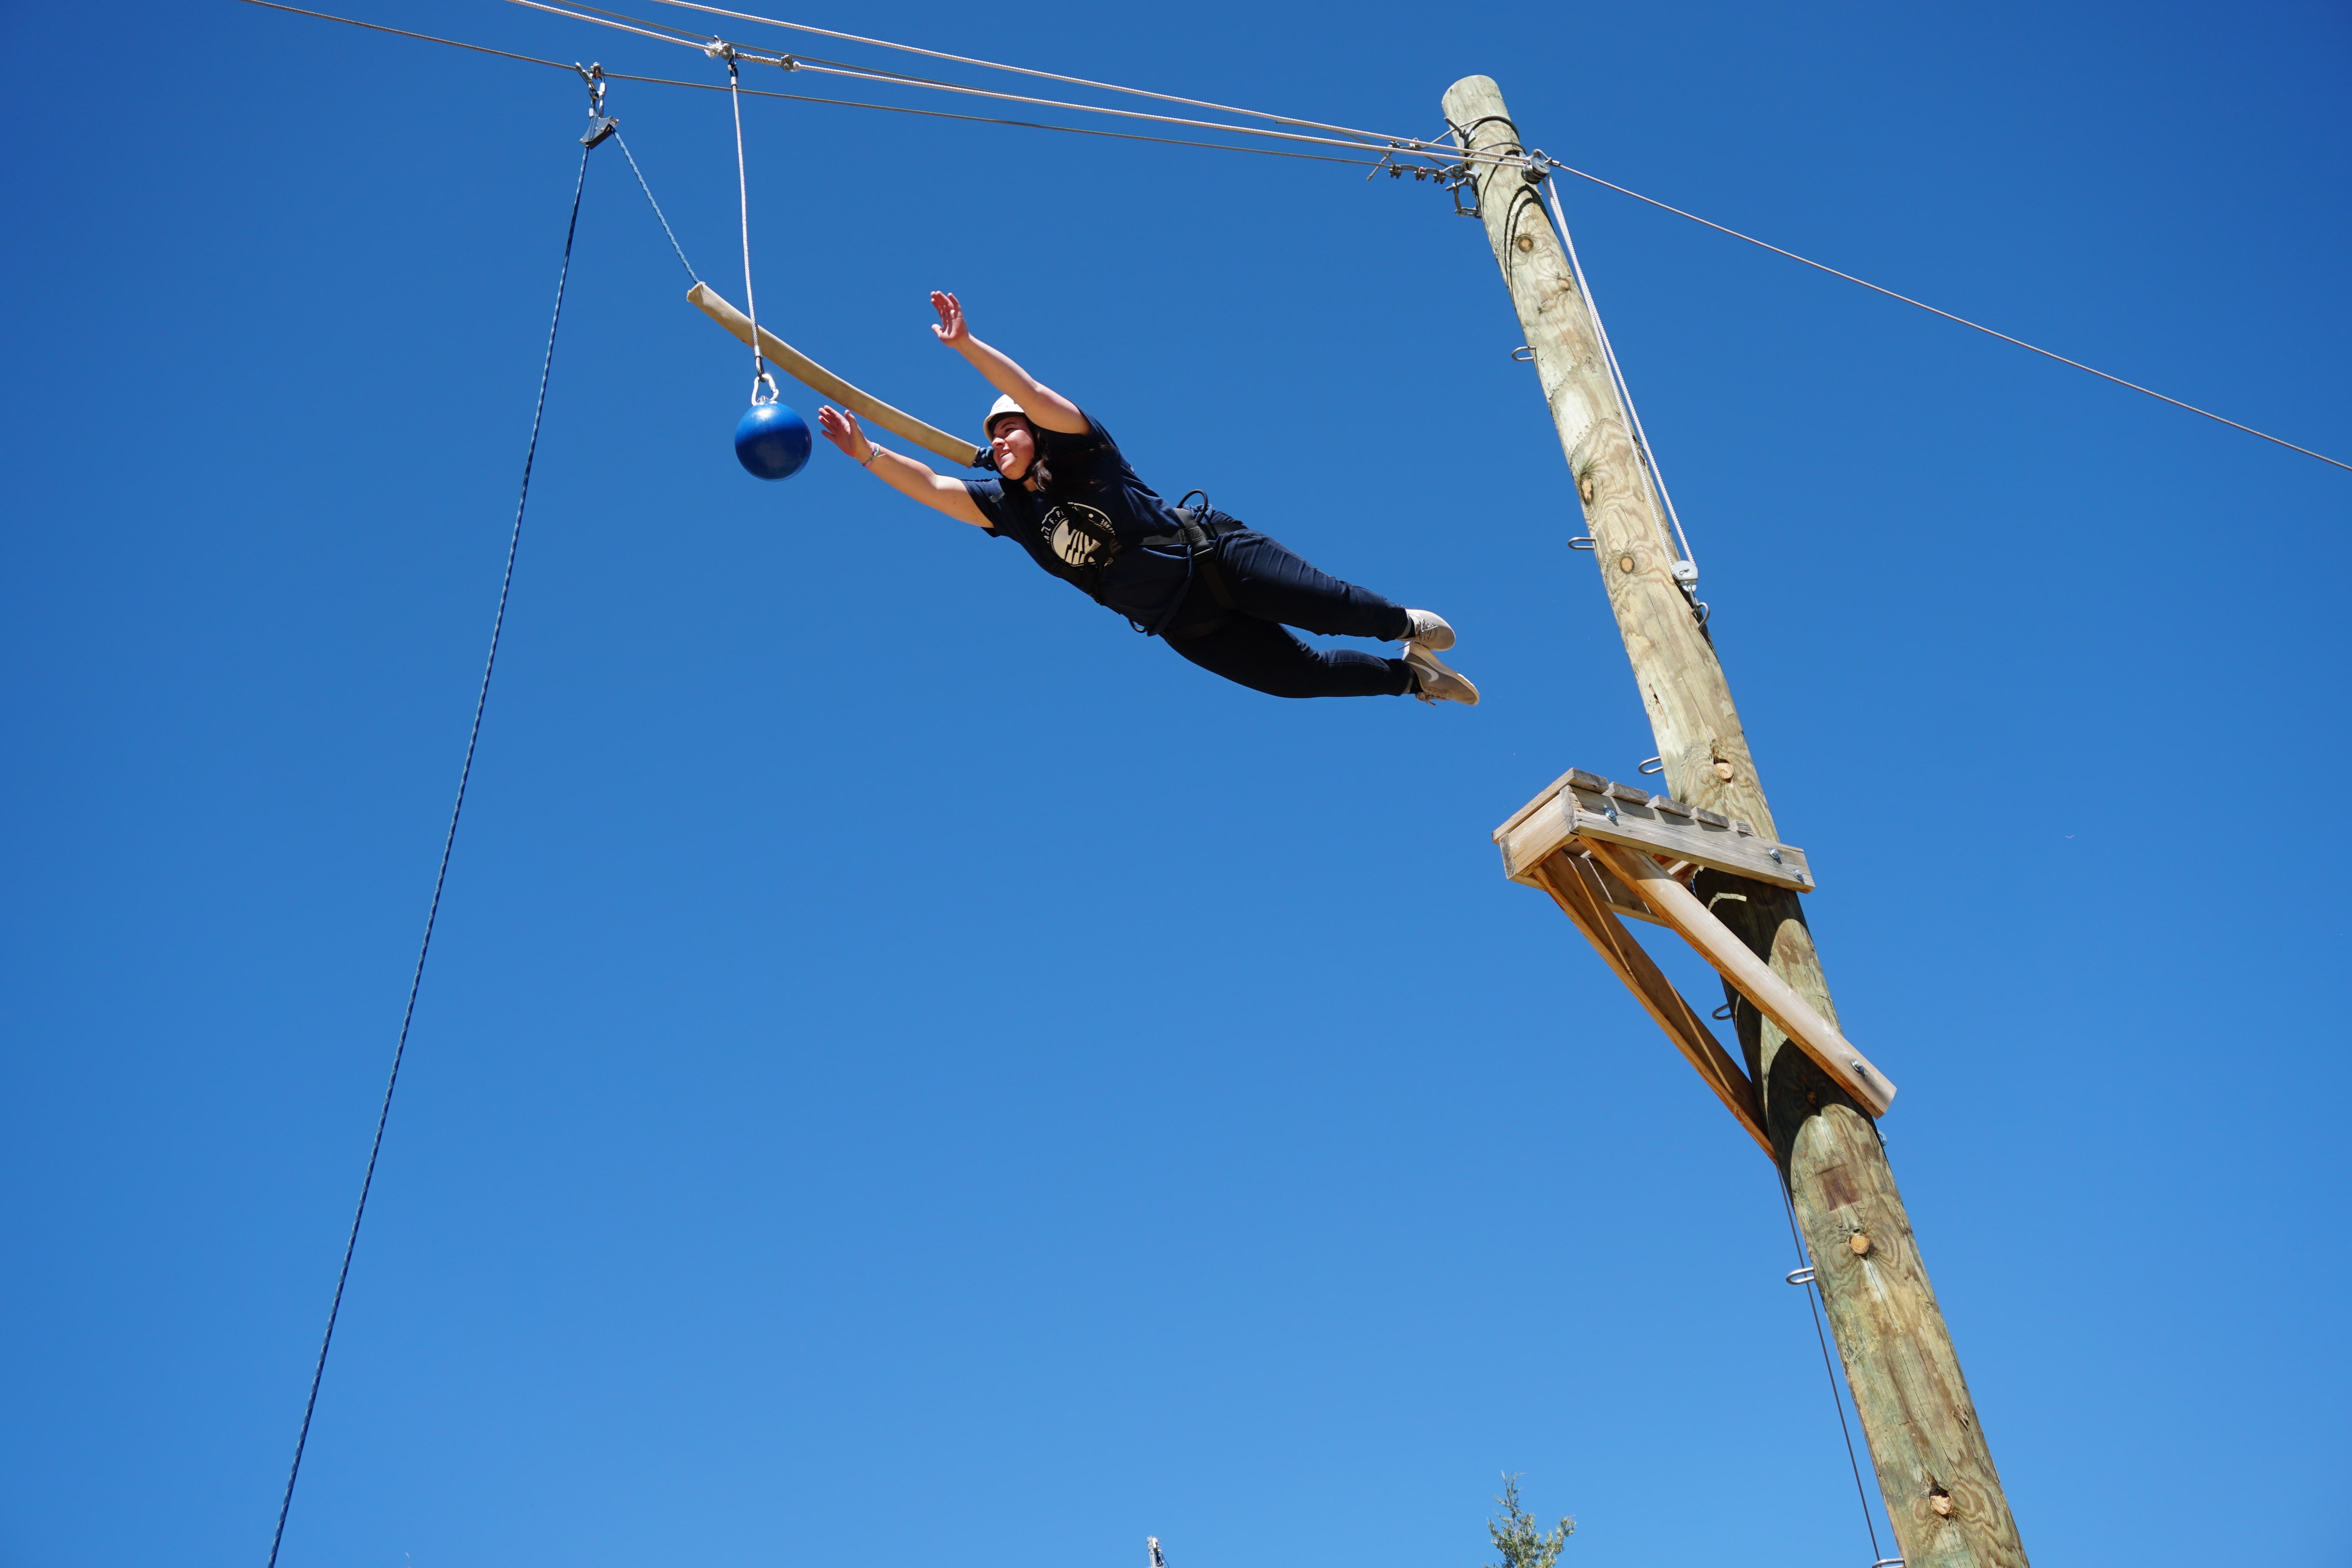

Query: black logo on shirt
[1041,503,1117,568]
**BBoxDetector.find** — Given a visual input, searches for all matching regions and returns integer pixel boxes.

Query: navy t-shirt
[964,413,1193,629]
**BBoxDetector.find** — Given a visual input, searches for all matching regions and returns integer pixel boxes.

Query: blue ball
[734,400,812,480]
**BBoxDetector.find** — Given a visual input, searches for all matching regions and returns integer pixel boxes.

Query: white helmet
[984,394,1028,438]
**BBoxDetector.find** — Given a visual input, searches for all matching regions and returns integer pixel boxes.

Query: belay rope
[261,98,605,1568]
[715,45,779,408]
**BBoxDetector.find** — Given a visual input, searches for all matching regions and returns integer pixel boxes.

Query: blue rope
[262,136,597,1568]
[615,130,699,282]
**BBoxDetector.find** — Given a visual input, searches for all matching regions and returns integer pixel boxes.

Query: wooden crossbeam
[1586,841,1897,1117]
[1495,766,1815,893]
[686,284,982,467]
[1524,849,1770,1154]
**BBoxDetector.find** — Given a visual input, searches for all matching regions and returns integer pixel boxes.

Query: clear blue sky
[4,1,2347,1564]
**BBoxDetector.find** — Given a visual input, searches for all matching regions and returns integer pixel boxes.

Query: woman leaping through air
[813,292,1480,705]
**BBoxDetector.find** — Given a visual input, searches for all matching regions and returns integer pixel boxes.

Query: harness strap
[1150,507,1247,641]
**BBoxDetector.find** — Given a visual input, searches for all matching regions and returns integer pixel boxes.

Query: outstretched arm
[817,407,991,528]
[929,291,1088,435]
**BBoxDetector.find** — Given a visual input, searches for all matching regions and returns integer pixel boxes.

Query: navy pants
[1161,529,1416,699]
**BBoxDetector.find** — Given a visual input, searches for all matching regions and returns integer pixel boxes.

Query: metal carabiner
[577,62,618,148]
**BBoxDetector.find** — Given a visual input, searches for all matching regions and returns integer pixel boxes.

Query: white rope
[720,51,776,403]
[1541,173,1698,584]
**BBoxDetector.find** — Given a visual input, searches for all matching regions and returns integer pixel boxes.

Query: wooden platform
[1496,767,1896,1133]
[1495,767,1814,892]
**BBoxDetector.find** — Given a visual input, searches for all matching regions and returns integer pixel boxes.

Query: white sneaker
[1401,608,1455,650]
[1403,644,1479,706]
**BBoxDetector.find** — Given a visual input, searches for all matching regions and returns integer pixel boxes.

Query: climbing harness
[263,94,606,1568]
[1143,493,1247,641]
[714,43,811,479]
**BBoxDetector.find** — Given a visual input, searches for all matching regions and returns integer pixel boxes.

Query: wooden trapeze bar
[1495,768,1897,1145]
[687,284,983,469]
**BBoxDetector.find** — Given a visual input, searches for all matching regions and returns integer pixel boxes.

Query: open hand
[816,405,871,460]
[929,290,971,348]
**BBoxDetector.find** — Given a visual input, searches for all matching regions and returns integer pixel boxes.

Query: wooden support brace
[686,284,982,467]
[1586,840,1898,1117]
[1525,849,1771,1154]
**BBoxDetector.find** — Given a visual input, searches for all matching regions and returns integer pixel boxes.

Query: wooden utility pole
[1443,76,2028,1568]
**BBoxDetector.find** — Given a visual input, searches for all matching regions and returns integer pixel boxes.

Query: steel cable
[230,1,1392,167]
[499,0,1504,167]
[1778,1176,1889,1566]
[1536,155,2350,473]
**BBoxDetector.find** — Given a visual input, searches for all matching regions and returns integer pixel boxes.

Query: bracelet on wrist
[860,446,881,468]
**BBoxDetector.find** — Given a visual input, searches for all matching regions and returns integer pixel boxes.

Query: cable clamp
[705,38,739,62]
[1368,144,1438,184]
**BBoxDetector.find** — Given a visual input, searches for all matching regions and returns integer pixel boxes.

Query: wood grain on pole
[687,284,981,467]
[1445,74,2026,1568]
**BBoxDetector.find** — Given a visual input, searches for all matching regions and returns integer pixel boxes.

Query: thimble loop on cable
[751,370,780,407]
